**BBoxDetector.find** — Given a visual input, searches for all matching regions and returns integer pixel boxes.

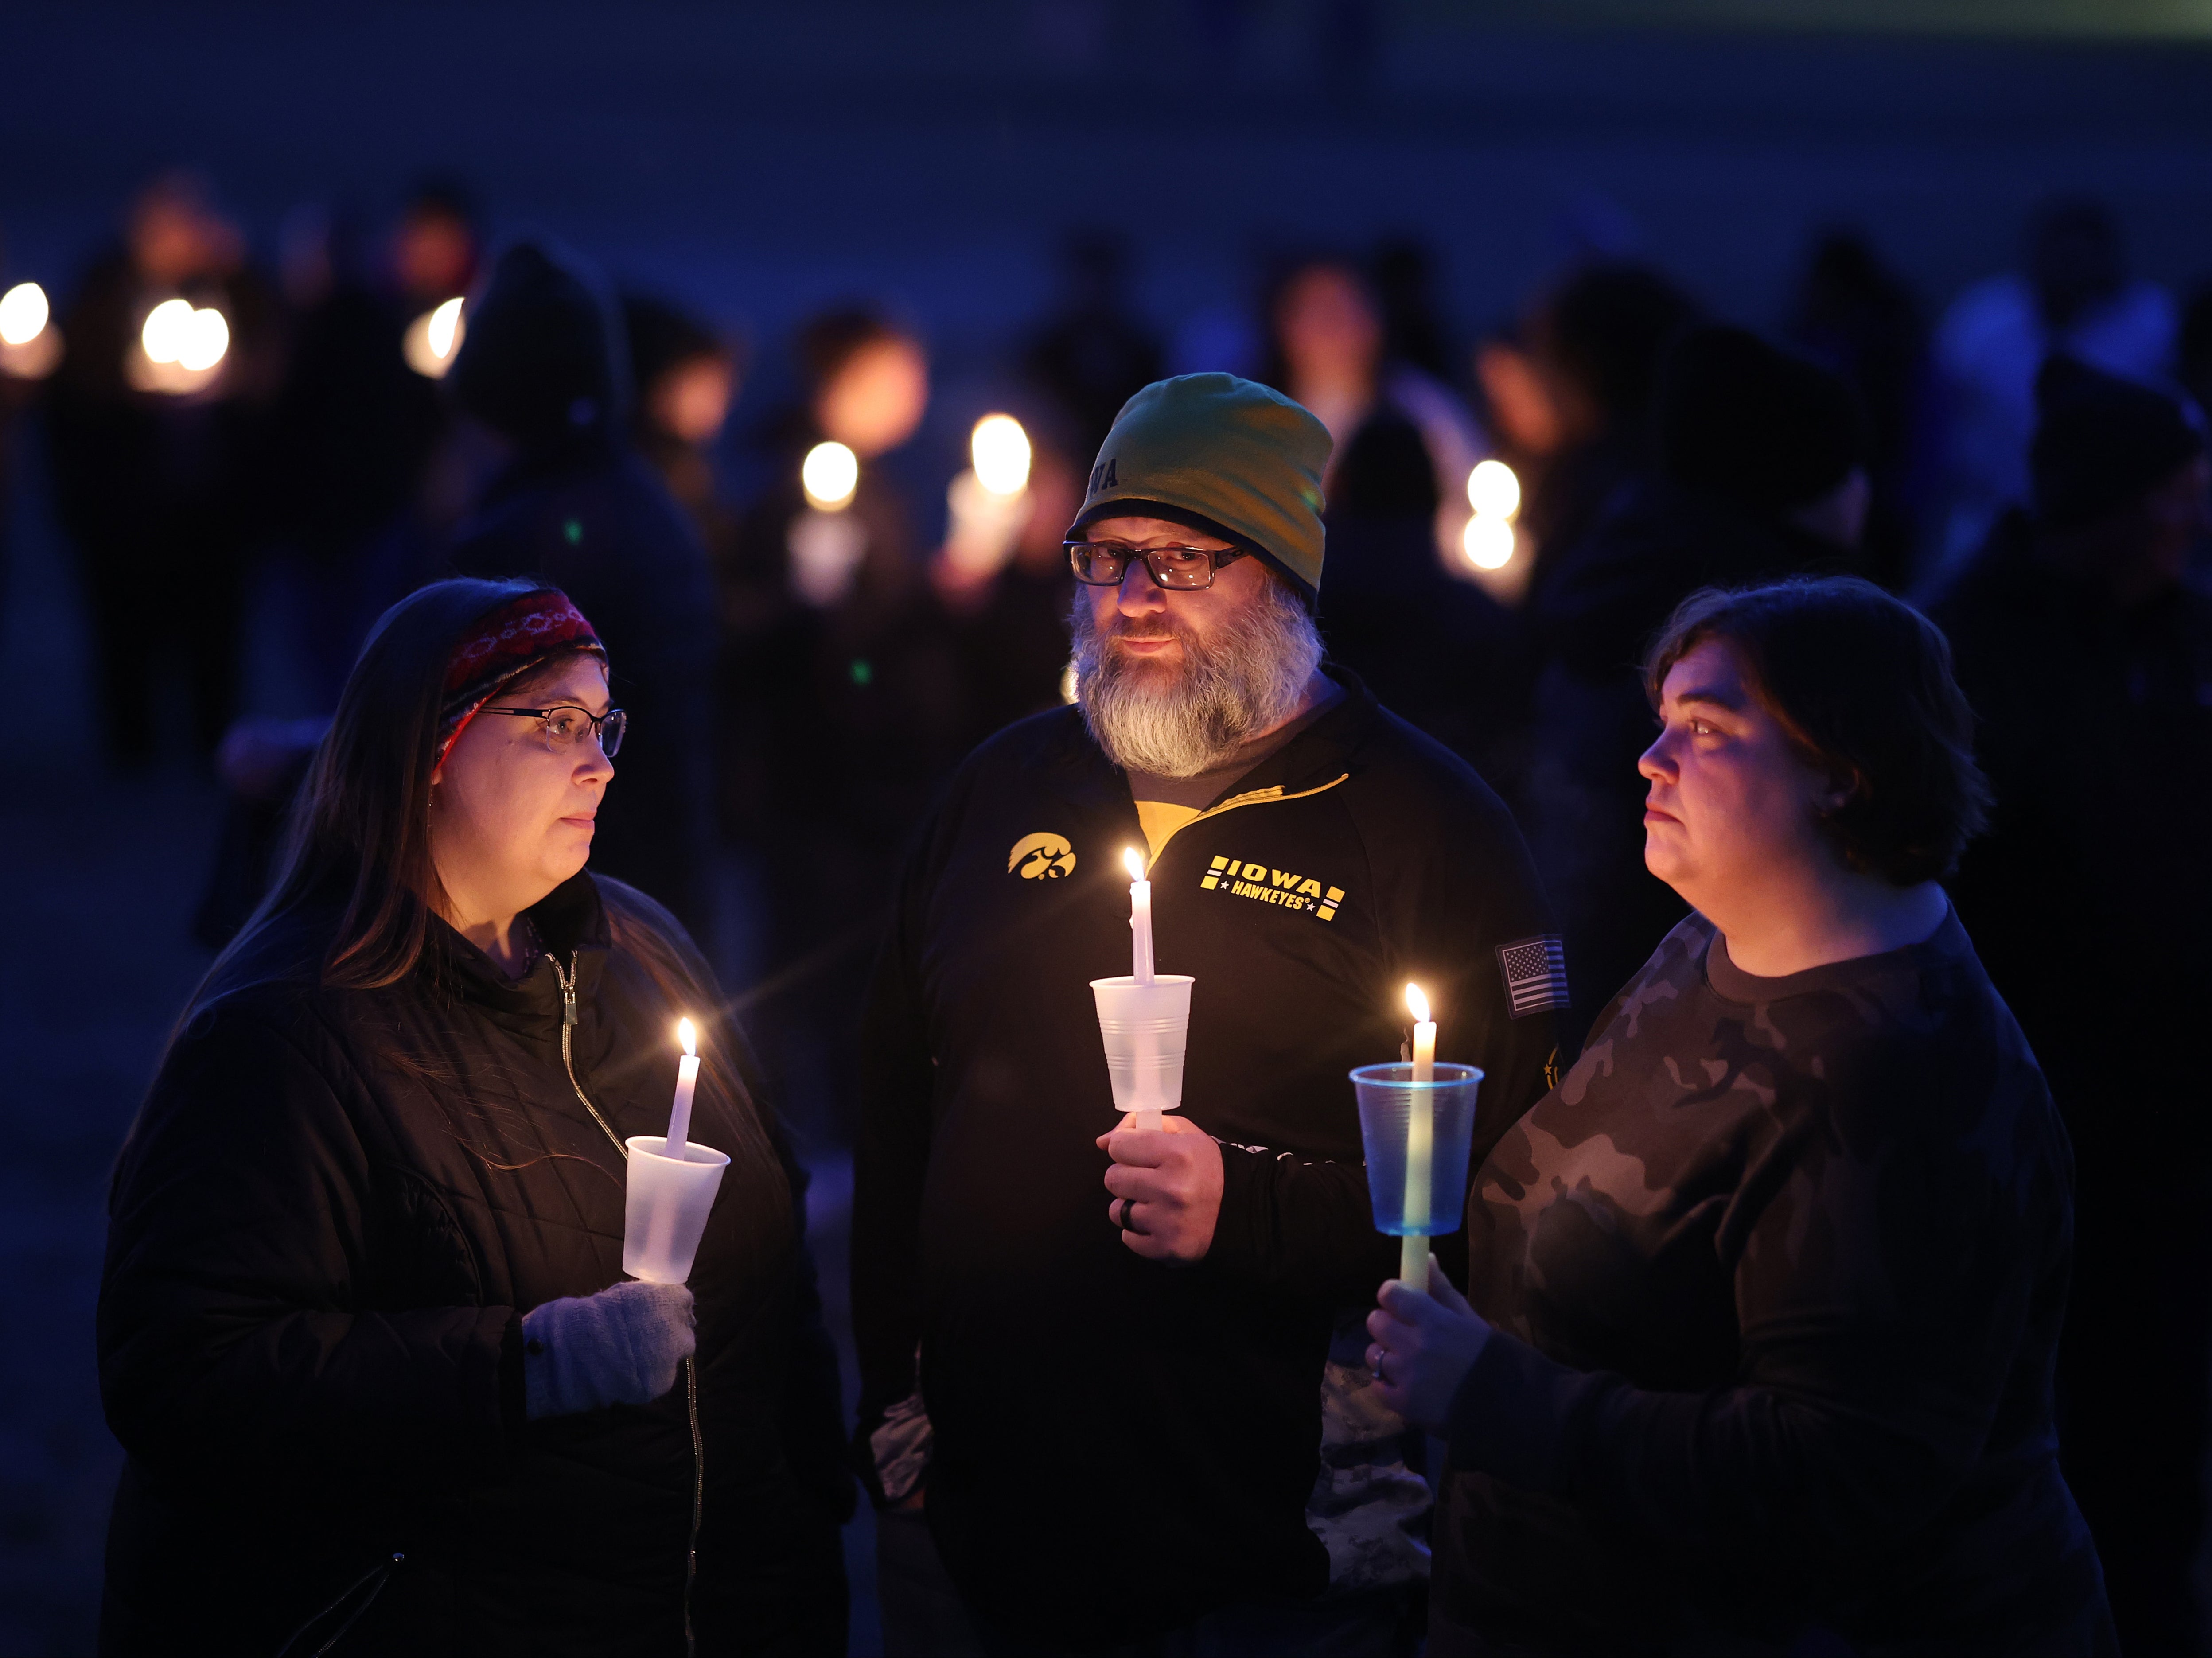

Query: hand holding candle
[667,1018,700,1156]
[1402,985,1437,1291]
[1090,848,1192,1136]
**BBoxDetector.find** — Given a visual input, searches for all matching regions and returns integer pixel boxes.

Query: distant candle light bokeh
[1461,458,1521,572]
[0,281,49,346]
[802,440,860,510]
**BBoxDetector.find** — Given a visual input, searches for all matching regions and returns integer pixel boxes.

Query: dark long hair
[200,576,547,1004]
[174,576,788,1205]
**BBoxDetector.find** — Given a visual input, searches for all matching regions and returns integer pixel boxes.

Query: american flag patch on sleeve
[1497,935,1569,1018]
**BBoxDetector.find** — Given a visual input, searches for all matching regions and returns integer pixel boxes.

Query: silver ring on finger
[1369,1344,1388,1379]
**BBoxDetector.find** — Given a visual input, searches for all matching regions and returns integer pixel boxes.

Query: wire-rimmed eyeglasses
[478,704,627,757]
[1066,540,1250,592]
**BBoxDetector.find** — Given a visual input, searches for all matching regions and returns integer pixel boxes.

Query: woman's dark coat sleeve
[99,1004,515,1487]
[1445,1074,2044,1573]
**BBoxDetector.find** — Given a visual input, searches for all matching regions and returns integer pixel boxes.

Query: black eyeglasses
[479,704,627,757]
[1066,540,1250,591]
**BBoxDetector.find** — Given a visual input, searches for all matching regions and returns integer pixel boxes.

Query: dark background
[8,4,2212,1653]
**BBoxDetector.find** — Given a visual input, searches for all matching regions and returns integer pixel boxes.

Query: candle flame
[677,1017,697,1057]
[1123,847,1145,880]
[1405,983,1431,1024]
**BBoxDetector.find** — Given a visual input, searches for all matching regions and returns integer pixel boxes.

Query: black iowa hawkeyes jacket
[852,672,1560,1637]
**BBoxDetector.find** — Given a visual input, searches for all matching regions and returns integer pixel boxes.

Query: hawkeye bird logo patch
[1199,854,1344,921]
[1497,935,1569,1018]
[1008,832,1077,880]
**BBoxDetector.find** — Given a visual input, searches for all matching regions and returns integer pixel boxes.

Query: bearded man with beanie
[1931,356,2212,1654]
[852,373,1562,1652]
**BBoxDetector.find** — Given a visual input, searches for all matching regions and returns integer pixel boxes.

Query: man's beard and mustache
[1070,577,1324,778]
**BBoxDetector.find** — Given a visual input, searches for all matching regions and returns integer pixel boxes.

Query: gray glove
[521,1280,697,1420]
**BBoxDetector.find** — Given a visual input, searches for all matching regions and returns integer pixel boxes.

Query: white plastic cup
[1090,975,1195,1115]
[622,1136,730,1284]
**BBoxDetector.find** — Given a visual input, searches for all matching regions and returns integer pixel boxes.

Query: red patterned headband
[434,589,605,771]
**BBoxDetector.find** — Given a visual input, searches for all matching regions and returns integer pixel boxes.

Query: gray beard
[1070,578,1324,778]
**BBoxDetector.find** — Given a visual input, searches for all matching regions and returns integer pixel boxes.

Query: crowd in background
[8,169,2212,1651]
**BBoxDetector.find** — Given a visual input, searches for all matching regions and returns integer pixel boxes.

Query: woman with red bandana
[97,579,849,1655]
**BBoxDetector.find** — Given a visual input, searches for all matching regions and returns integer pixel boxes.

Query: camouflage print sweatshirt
[1433,908,2115,1656]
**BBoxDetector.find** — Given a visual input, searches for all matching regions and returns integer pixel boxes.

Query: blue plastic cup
[1350,1062,1485,1236]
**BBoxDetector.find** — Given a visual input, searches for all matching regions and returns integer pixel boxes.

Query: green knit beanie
[1069,373,1332,603]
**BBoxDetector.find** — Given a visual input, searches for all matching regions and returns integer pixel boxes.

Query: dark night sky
[6,2,2212,354]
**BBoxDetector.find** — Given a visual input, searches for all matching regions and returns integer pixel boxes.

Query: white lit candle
[1124,848,1161,1131]
[1402,984,1436,1292]
[1124,847,1155,984]
[668,1018,700,1157]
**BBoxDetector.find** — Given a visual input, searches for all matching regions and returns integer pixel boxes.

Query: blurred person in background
[1261,252,1482,567]
[1371,237,1455,386]
[1473,262,1699,614]
[1260,252,1512,765]
[1020,230,1163,459]
[1524,324,1867,1016]
[1930,358,2212,1655]
[193,183,487,952]
[720,305,932,666]
[721,305,960,1137]
[624,292,740,557]
[1932,197,2176,589]
[101,578,849,1654]
[265,180,481,708]
[932,402,1086,749]
[445,241,719,950]
[46,171,282,766]
[389,181,479,318]
[1786,229,1935,595]
[353,193,514,613]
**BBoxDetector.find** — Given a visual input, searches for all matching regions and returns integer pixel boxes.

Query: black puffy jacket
[97,872,850,1656]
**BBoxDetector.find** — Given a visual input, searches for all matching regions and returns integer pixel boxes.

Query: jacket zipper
[542,949,705,1658]
[273,1552,404,1657]
[547,950,627,1161]
[683,1354,703,1656]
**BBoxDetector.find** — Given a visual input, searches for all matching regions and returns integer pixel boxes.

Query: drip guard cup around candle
[1090,974,1195,1113]
[1350,1063,1485,1235]
[622,1136,731,1284]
